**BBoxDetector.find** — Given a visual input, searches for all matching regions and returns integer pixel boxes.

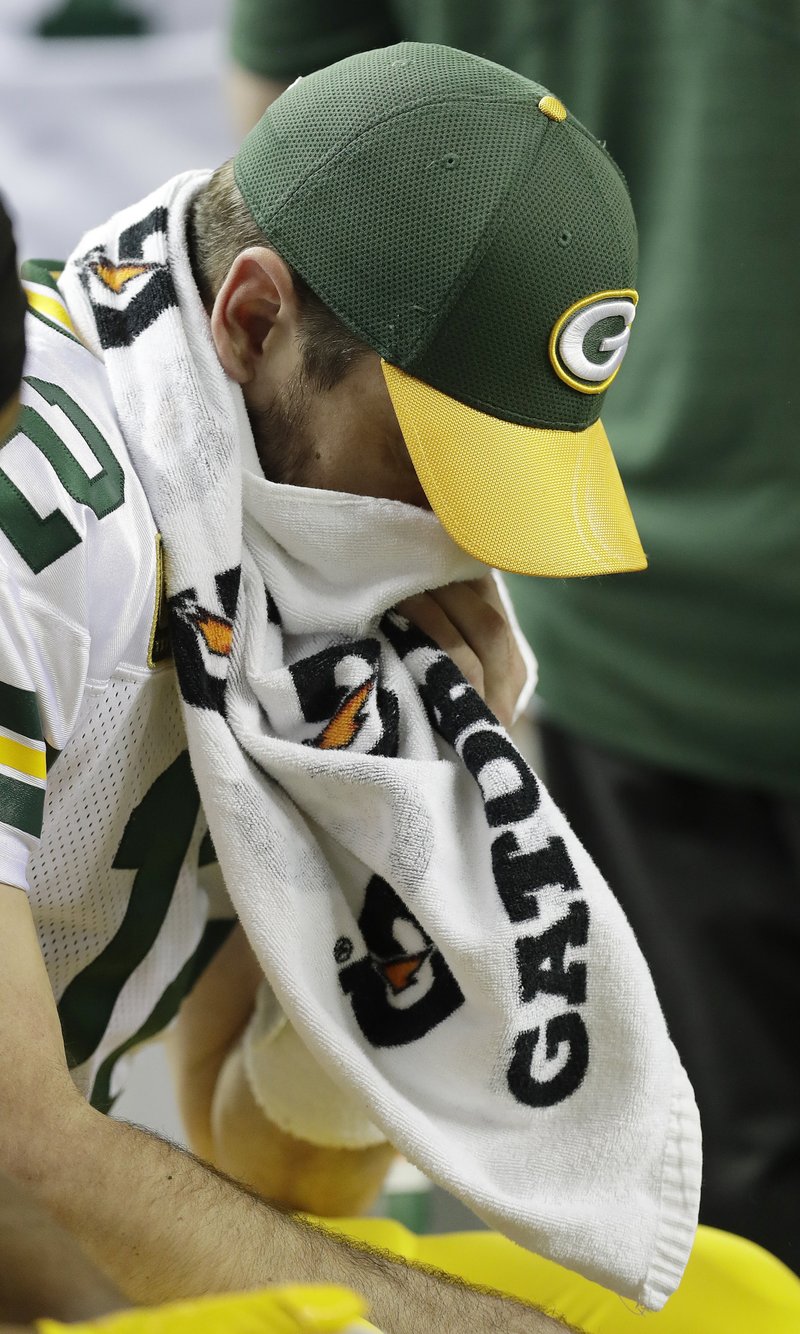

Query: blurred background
[0,1,235,258]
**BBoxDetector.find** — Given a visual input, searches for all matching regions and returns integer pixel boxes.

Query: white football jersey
[0,264,233,1109]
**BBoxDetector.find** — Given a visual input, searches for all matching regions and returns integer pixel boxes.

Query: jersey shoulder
[1,265,166,680]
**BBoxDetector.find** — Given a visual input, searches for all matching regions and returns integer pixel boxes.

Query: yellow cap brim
[382,361,647,578]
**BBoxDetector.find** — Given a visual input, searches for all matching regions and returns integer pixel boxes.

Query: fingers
[395,591,486,701]
[396,575,527,730]
[429,579,521,728]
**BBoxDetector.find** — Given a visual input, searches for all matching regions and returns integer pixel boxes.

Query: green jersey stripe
[90,918,235,1115]
[26,303,81,347]
[0,681,43,742]
[0,770,46,838]
[21,261,81,346]
[20,260,65,293]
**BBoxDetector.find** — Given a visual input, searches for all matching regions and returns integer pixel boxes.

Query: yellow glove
[36,1284,377,1334]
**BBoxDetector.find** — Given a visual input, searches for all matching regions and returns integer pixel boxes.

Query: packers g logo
[549,289,638,395]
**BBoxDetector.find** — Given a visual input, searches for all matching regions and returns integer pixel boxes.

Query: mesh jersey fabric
[230,0,800,796]
[0,286,233,1108]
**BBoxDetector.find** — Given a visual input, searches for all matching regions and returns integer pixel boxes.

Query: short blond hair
[188,160,367,390]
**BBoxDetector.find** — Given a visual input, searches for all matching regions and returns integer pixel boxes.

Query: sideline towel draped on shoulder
[59,171,701,1309]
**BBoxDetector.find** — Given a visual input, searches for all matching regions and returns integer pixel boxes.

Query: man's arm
[167,919,263,1165]
[0,1168,124,1326]
[169,926,395,1216]
[0,883,570,1332]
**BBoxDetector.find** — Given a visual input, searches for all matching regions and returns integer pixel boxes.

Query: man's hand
[396,573,528,730]
[211,1039,396,1216]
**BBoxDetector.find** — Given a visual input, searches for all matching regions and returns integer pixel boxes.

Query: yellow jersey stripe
[25,288,76,335]
[0,734,47,780]
[0,722,46,751]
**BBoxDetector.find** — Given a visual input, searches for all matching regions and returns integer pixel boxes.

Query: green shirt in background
[231,0,800,796]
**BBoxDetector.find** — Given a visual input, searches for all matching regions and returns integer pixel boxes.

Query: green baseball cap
[235,43,646,578]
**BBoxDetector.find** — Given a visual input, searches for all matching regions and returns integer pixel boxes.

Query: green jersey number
[57,749,233,1112]
[0,376,125,574]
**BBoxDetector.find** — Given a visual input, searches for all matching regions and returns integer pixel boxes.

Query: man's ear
[210,247,299,384]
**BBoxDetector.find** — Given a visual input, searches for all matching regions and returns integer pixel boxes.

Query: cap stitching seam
[247,96,547,359]
[567,117,630,194]
[564,121,635,273]
[412,380,595,430]
[571,134,629,279]
[258,92,541,225]
[401,112,552,363]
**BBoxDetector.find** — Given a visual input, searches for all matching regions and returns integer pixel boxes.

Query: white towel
[60,170,701,1310]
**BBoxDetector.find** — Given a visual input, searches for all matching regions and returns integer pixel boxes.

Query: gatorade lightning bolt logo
[335,876,464,1047]
[291,641,399,758]
[549,288,638,394]
[194,611,234,658]
[313,678,374,750]
[169,568,240,713]
[86,261,154,294]
[79,205,178,350]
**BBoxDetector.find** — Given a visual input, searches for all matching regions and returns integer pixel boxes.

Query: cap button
[538,95,567,123]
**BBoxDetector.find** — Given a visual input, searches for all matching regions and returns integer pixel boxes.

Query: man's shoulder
[5,262,156,570]
[19,259,138,498]
[0,268,164,677]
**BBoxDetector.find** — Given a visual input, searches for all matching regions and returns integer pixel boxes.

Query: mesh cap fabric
[234,43,645,577]
[382,362,645,577]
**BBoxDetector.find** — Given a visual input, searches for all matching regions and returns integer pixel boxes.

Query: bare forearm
[22,1106,570,1333]
[0,1169,123,1325]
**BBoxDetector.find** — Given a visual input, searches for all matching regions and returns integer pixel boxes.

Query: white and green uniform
[0,264,233,1111]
